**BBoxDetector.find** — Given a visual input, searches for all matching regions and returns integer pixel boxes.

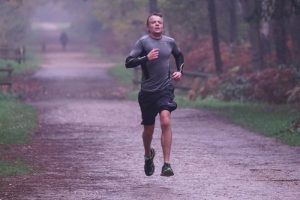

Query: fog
[29,2,71,50]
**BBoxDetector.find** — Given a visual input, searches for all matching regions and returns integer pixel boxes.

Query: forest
[0,0,299,106]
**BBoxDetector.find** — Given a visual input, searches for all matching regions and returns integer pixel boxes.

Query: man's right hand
[147,48,159,61]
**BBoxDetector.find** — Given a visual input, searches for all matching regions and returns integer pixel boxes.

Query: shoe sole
[161,169,174,177]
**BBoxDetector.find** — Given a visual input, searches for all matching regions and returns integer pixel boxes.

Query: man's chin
[153,31,162,35]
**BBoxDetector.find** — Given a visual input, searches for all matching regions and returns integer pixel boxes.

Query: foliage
[0,0,42,46]
[0,48,41,74]
[109,63,133,86]
[248,68,298,103]
[67,0,149,54]
[287,86,300,105]
[276,117,300,145]
[260,0,300,21]
[0,1,25,45]
[160,0,209,43]
[218,74,251,101]
[201,67,299,104]
[0,97,37,144]
[184,37,252,72]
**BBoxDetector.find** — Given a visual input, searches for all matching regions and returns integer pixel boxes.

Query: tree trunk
[207,0,223,74]
[290,14,300,70]
[272,0,289,66]
[240,0,264,70]
[227,0,238,46]
[149,0,159,13]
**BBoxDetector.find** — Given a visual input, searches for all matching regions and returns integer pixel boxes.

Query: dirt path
[1,49,300,200]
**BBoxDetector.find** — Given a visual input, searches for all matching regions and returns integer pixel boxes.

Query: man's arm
[125,55,148,68]
[125,40,147,68]
[171,42,184,74]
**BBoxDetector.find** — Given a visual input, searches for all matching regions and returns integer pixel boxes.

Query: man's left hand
[171,71,182,81]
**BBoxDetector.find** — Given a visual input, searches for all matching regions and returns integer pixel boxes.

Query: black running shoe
[144,148,155,176]
[161,163,174,177]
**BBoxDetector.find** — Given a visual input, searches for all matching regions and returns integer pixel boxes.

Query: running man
[125,13,184,177]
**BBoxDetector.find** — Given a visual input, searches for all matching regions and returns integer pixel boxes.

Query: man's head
[146,13,164,38]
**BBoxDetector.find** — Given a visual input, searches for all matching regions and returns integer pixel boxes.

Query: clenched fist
[147,48,159,61]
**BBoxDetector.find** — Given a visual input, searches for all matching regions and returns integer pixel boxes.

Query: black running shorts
[138,85,177,125]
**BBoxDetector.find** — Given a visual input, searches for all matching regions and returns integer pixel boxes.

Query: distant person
[41,41,46,53]
[59,32,68,51]
[125,13,184,177]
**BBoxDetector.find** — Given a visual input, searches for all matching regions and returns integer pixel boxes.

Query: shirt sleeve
[172,41,184,73]
[125,40,148,68]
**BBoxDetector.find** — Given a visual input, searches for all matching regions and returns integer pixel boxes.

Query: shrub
[248,68,298,104]
[200,68,299,104]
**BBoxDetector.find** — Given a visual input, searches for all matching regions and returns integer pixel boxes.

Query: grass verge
[109,63,135,86]
[0,95,37,144]
[0,95,36,176]
[176,96,300,146]
[0,160,31,176]
[0,48,40,177]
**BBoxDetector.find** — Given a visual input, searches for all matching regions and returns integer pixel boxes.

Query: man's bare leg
[143,125,155,156]
[160,110,172,163]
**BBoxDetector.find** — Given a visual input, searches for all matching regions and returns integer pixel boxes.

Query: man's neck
[149,33,162,40]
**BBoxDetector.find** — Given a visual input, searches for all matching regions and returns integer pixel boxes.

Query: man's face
[147,15,164,35]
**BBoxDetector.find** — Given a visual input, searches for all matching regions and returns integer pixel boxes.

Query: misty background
[0,0,300,104]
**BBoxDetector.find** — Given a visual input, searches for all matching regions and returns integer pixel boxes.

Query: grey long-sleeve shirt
[125,35,184,92]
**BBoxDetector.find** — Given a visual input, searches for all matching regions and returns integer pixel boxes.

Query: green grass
[109,63,135,86]
[0,160,31,176]
[0,96,37,144]
[0,51,41,75]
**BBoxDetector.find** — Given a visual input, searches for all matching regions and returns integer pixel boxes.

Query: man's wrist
[139,56,148,62]
[178,64,184,74]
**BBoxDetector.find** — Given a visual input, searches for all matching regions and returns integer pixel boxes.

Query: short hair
[146,13,163,26]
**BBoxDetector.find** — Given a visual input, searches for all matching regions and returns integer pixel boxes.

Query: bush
[218,75,250,101]
[248,68,298,104]
[201,68,299,104]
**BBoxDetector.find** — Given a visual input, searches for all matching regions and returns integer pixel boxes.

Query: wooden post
[0,64,14,92]
[187,77,201,101]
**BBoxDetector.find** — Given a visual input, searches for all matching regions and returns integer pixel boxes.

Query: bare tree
[207,0,223,74]
[290,14,300,70]
[240,0,264,70]
[227,0,238,46]
[149,0,159,13]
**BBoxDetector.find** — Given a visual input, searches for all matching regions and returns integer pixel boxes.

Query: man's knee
[160,112,171,128]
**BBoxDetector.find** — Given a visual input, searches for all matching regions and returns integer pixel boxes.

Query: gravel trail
[1,50,299,200]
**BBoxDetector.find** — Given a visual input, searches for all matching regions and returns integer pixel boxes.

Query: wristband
[178,64,184,74]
